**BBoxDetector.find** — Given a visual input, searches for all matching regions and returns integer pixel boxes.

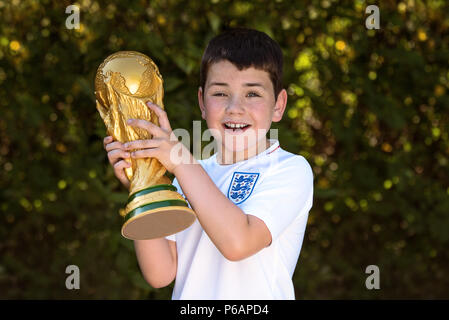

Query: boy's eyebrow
[208,82,228,88]
[244,82,265,89]
[207,82,266,89]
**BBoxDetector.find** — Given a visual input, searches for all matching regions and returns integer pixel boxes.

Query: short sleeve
[166,233,176,242]
[164,177,188,242]
[240,156,314,242]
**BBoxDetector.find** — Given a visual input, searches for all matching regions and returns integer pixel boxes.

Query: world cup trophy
[94,51,196,240]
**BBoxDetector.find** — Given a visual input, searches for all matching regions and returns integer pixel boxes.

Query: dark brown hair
[200,28,283,99]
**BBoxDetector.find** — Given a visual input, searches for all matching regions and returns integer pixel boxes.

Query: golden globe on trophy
[94,51,196,240]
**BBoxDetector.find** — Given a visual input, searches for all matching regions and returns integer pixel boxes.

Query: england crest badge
[227,172,260,205]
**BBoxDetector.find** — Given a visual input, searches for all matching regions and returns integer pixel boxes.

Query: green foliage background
[1,0,448,299]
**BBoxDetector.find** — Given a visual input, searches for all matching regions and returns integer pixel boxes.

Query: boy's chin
[221,137,266,154]
[213,127,270,154]
[223,144,250,153]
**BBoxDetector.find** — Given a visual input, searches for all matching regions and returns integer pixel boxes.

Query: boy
[103,28,314,299]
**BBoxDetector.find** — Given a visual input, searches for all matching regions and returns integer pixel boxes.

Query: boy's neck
[217,138,273,165]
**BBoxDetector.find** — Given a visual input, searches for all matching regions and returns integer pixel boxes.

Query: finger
[107,149,131,165]
[105,141,125,152]
[130,148,157,159]
[113,160,131,187]
[146,102,172,132]
[127,118,165,137]
[113,159,131,171]
[123,139,159,151]
[103,136,113,148]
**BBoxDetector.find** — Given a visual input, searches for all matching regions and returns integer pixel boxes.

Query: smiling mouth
[222,123,251,133]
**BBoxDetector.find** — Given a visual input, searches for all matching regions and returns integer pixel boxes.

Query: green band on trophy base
[127,184,178,204]
[124,199,188,223]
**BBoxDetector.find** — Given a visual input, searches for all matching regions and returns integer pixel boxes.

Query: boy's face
[198,60,287,157]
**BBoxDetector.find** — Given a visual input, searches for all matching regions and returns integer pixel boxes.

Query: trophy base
[122,206,196,240]
[121,184,196,240]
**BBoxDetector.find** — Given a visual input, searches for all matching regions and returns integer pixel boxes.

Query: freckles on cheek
[205,97,222,108]
[205,101,224,118]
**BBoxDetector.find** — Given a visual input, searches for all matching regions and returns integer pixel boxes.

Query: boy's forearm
[173,158,251,260]
[134,239,176,288]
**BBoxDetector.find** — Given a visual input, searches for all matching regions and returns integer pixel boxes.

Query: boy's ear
[272,89,288,122]
[198,86,206,120]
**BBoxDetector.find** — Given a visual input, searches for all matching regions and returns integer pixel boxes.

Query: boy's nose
[225,97,245,114]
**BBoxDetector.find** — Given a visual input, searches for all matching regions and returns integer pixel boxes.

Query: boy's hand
[103,136,131,190]
[124,101,192,174]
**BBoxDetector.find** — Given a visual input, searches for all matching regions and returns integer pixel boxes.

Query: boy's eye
[247,92,261,97]
[212,92,261,97]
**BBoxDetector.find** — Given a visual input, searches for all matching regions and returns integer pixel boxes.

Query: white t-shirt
[165,139,314,300]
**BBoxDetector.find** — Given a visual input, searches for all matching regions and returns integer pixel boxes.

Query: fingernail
[124,152,130,157]
[127,119,133,124]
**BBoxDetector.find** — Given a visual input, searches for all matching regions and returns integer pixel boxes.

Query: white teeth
[225,122,249,129]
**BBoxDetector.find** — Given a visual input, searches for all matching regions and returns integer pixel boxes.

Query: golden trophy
[94,51,196,240]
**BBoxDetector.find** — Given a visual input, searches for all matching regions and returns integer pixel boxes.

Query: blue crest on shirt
[227,172,259,205]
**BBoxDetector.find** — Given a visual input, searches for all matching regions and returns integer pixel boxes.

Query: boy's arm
[103,136,176,288]
[134,239,177,288]
[173,159,271,261]
[125,102,271,262]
